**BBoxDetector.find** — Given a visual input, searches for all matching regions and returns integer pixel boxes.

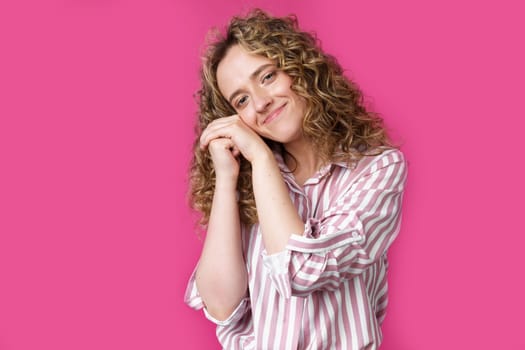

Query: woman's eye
[236,96,248,107]
[262,71,275,83]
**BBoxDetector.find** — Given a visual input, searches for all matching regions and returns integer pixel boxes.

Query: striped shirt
[185,148,407,349]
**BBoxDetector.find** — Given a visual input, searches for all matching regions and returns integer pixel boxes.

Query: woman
[185,9,407,350]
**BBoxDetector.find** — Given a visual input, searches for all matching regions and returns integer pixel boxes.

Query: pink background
[1,0,524,349]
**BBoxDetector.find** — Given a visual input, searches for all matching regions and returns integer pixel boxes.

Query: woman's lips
[263,103,286,124]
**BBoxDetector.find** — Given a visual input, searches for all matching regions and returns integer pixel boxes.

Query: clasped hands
[200,115,270,180]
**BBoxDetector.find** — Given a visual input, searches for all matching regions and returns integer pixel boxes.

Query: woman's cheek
[239,111,256,128]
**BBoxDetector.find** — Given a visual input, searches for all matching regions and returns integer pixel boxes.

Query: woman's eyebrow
[228,63,275,104]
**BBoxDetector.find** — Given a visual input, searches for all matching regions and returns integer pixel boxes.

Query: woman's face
[216,44,307,145]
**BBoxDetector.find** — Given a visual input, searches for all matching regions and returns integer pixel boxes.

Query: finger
[207,137,235,154]
[200,123,237,149]
[208,137,232,148]
[200,123,228,148]
[209,114,240,125]
[201,129,229,149]
[200,115,243,148]
[208,139,240,164]
[231,145,240,157]
[204,115,240,134]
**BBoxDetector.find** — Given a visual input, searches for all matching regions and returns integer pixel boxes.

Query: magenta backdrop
[1,0,524,349]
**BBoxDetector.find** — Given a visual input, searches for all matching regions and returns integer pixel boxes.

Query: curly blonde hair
[190,9,393,225]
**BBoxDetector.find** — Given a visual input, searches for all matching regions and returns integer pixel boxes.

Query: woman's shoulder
[344,147,406,181]
[374,147,405,163]
[335,147,405,170]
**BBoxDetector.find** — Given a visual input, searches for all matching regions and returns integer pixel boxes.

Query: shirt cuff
[203,298,249,326]
[184,268,205,310]
[262,249,293,298]
[260,218,364,298]
[260,219,319,298]
[286,218,364,254]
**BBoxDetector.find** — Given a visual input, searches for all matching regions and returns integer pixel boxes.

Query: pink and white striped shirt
[185,148,407,349]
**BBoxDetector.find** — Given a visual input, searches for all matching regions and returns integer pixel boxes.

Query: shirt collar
[271,146,351,186]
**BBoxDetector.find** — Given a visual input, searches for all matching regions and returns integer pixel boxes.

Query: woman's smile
[262,103,287,125]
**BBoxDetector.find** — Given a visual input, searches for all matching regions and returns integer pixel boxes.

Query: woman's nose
[252,89,272,113]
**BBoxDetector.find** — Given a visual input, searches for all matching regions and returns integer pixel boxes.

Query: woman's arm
[194,138,248,322]
[250,149,305,254]
[262,149,407,298]
[199,115,305,256]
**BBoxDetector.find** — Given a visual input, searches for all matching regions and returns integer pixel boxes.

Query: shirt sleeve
[261,149,407,298]
[184,267,250,326]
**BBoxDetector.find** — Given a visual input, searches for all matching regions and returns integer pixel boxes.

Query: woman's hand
[200,115,270,166]
[207,137,240,182]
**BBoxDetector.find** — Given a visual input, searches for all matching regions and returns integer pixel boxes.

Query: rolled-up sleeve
[184,268,250,326]
[262,150,407,298]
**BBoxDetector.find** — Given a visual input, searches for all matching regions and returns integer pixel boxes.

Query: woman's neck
[283,140,324,186]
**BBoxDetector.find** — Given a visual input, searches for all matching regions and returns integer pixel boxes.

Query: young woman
[185,9,407,350]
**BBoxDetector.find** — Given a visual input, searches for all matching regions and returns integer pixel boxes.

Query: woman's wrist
[250,146,275,170]
[214,174,239,192]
